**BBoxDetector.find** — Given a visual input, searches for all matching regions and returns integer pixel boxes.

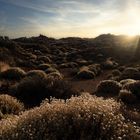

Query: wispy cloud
[0,0,140,37]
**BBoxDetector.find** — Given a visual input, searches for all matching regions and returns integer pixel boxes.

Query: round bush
[120,67,140,80]
[0,67,26,80]
[77,67,95,79]
[15,75,79,107]
[26,70,47,78]
[47,72,63,80]
[122,81,140,99]
[96,80,121,96]
[0,94,24,119]
[111,69,121,76]
[38,64,51,71]
[120,79,136,86]
[15,75,49,107]
[45,67,59,74]
[0,95,139,140]
[47,80,80,100]
[118,90,137,104]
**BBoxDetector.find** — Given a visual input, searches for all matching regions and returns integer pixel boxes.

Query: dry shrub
[122,81,140,99]
[102,58,118,69]
[118,90,137,104]
[96,80,121,96]
[120,79,136,86]
[45,67,59,74]
[111,69,121,76]
[47,72,63,80]
[77,66,95,79]
[26,70,47,78]
[0,67,26,80]
[0,94,24,119]
[15,75,79,107]
[88,64,101,75]
[120,67,140,80]
[38,63,51,70]
[0,94,139,139]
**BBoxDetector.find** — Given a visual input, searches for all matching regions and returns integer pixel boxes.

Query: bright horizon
[0,0,140,38]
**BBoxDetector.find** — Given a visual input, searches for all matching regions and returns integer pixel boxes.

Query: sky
[0,0,140,38]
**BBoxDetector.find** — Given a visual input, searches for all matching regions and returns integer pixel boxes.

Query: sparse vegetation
[0,94,24,119]
[96,80,121,96]
[120,67,140,80]
[0,67,26,80]
[1,35,140,139]
[77,66,96,79]
[118,90,137,104]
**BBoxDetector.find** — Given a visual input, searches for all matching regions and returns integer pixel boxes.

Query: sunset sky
[0,0,140,38]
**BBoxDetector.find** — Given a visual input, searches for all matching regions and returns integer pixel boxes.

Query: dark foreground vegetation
[0,34,140,139]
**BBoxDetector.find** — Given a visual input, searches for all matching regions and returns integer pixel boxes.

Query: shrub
[15,75,49,107]
[0,94,24,119]
[118,90,137,104]
[77,66,95,79]
[45,67,59,74]
[47,72,63,80]
[77,69,95,79]
[102,58,118,69]
[37,56,51,63]
[96,80,121,96]
[38,64,51,71]
[120,79,136,86]
[122,81,140,99]
[0,95,139,140]
[88,64,101,75]
[26,70,47,78]
[0,67,26,80]
[47,79,80,100]
[111,69,121,76]
[15,75,79,107]
[120,67,140,80]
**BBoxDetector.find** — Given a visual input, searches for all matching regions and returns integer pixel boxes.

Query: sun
[123,7,140,36]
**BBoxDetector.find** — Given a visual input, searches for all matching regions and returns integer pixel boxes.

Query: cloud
[0,0,140,38]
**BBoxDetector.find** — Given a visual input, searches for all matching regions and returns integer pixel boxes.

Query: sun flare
[123,7,140,36]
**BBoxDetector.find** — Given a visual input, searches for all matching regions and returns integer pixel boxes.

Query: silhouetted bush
[47,79,79,100]
[0,94,24,119]
[120,79,136,86]
[0,94,139,139]
[45,67,59,74]
[96,80,121,96]
[120,67,140,80]
[0,67,26,80]
[15,75,49,107]
[111,69,121,76]
[77,66,95,79]
[38,63,51,71]
[37,56,51,63]
[15,75,79,107]
[122,81,140,99]
[118,90,137,104]
[26,70,47,78]
[102,58,118,69]
[47,72,63,80]
[88,64,101,75]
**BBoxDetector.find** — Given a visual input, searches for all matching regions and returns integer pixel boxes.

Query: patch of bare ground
[60,68,112,93]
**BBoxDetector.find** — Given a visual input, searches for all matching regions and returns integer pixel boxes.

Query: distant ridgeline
[0,34,140,66]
